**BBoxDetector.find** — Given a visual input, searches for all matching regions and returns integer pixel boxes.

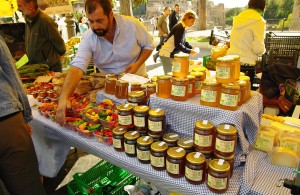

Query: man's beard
[92,28,108,37]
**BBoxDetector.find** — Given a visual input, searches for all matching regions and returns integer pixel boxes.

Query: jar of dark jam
[214,124,237,157]
[148,132,162,142]
[148,108,165,137]
[124,131,140,157]
[127,91,146,107]
[194,120,215,153]
[185,152,206,184]
[137,136,154,164]
[206,159,230,193]
[104,76,117,95]
[150,141,169,171]
[117,104,134,129]
[163,133,179,147]
[201,150,213,169]
[177,138,194,154]
[166,147,186,178]
[130,82,142,92]
[115,80,129,99]
[112,126,127,152]
[145,83,156,99]
[133,105,149,136]
[214,153,234,178]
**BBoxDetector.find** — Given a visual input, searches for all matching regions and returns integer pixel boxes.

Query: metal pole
[281,18,286,32]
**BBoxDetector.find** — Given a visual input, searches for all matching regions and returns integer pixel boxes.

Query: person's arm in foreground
[125,49,153,73]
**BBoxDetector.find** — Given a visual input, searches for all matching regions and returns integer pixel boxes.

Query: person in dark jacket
[169,4,180,31]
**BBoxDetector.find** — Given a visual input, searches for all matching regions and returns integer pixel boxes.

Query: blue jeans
[159,55,173,74]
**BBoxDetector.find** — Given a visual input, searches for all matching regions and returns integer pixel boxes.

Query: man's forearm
[135,49,153,68]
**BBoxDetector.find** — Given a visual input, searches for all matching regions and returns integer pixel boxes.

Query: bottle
[117,104,134,129]
[163,133,179,147]
[133,105,149,136]
[219,83,240,111]
[112,126,127,152]
[214,124,237,157]
[115,80,129,99]
[172,53,189,77]
[148,108,165,137]
[166,147,186,178]
[124,130,140,157]
[156,75,172,98]
[150,141,169,171]
[200,80,221,107]
[206,159,230,193]
[185,152,206,184]
[171,77,189,101]
[137,136,154,164]
[194,120,215,153]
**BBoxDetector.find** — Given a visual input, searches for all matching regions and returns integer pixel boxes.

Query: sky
[212,0,249,8]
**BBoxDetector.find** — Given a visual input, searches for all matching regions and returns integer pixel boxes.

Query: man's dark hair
[24,0,38,9]
[248,0,266,12]
[174,4,179,7]
[85,0,112,16]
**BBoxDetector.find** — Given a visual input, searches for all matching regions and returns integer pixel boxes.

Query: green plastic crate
[203,55,217,70]
[67,160,137,195]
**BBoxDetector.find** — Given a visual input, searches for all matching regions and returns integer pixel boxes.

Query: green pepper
[98,111,108,120]
[88,124,101,131]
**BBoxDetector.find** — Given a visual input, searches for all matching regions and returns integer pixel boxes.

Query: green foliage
[277,14,293,29]
[132,0,147,9]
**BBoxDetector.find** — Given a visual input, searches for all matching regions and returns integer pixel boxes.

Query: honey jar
[133,105,149,135]
[200,80,221,107]
[130,82,142,92]
[219,83,240,111]
[177,138,194,154]
[172,53,189,77]
[112,126,128,152]
[214,153,234,178]
[207,159,230,193]
[137,136,154,164]
[191,66,207,75]
[171,77,188,101]
[216,56,238,83]
[104,76,117,95]
[148,132,162,142]
[194,120,215,153]
[31,92,38,99]
[185,152,206,184]
[190,71,205,94]
[214,124,237,157]
[156,75,172,98]
[166,147,186,178]
[117,104,134,129]
[187,75,196,98]
[148,108,165,137]
[238,80,247,106]
[127,91,146,107]
[225,55,241,80]
[239,75,251,101]
[163,133,179,147]
[47,90,55,98]
[115,80,129,99]
[124,131,140,157]
[150,141,169,171]
[145,83,156,99]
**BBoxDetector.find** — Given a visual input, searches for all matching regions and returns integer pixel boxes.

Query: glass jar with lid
[190,71,205,94]
[191,66,207,75]
[148,108,165,137]
[130,82,142,92]
[104,74,117,95]
[172,53,189,77]
[117,104,134,129]
[177,138,194,154]
[124,131,140,157]
[200,80,221,107]
[166,147,186,178]
[239,75,251,101]
[216,56,238,83]
[206,159,230,193]
[148,132,162,142]
[194,120,215,153]
[238,80,247,106]
[133,105,149,136]
[225,55,241,80]
[214,124,237,157]
[156,75,172,98]
[171,77,188,101]
[150,141,169,171]
[145,83,156,99]
[163,133,179,147]
[187,75,196,98]
[219,83,240,111]
[112,126,127,152]
[214,153,234,178]
[137,136,154,164]
[127,91,146,107]
[115,80,129,99]
[185,152,206,184]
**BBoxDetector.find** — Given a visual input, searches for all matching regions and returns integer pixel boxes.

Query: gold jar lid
[195,120,214,130]
[174,53,189,58]
[137,136,154,146]
[222,83,240,90]
[172,77,188,82]
[239,75,250,81]
[128,91,145,98]
[217,56,234,62]
[116,80,129,84]
[130,82,141,86]
[163,133,179,143]
[151,76,158,82]
[238,80,247,87]
[167,147,186,159]
[146,83,156,88]
[148,132,162,139]
[112,126,127,135]
[214,153,234,160]
[151,141,169,152]
[124,131,140,140]
[177,138,194,149]
[186,152,206,165]
[106,74,116,78]
[149,108,165,117]
[157,75,172,80]
[190,71,205,77]
[187,75,195,80]
[239,72,245,76]
[117,103,134,111]
[140,84,147,90]
[225,55,240,60]
[209,159,230,172]
[133,105,149,113]
[202,79,219,86]
[192,66,206,73]
[106,77,117,81]
[216,124,237,135]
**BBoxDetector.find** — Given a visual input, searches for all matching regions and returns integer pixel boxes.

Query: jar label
[124,143,136,154]
[254,135,274,152]
[185,166,203,181]
[201,89,217,102]
[134,116,145,127]
[150,155,165,167]
[158,141,166,146]
[137,149,150,161]
[166,160,179,174]
[113,138,122,148]
[280,140,298,154]
[215,138,235,153]
[194,133,212,147]
[148,120,162,132]
[170,134,179,138]
[172,61,181,73]
[220,93,239,107]
[183,139,193,144]
[171,85,186,97]
[188,84,193,94]
[195,81,202,90]
[207,174,227,190]
[118,115,132,125]
[216,67,230,79]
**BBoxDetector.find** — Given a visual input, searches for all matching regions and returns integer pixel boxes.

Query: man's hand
[56,100,67,126]
[25,123,32,135]
[163,33,168,38]
[124,63,140,74]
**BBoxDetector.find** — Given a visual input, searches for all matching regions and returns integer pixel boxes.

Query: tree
[290,0,300,30]
[264,0,280,19]
[119,0,147,16]
[198,0,206,30]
